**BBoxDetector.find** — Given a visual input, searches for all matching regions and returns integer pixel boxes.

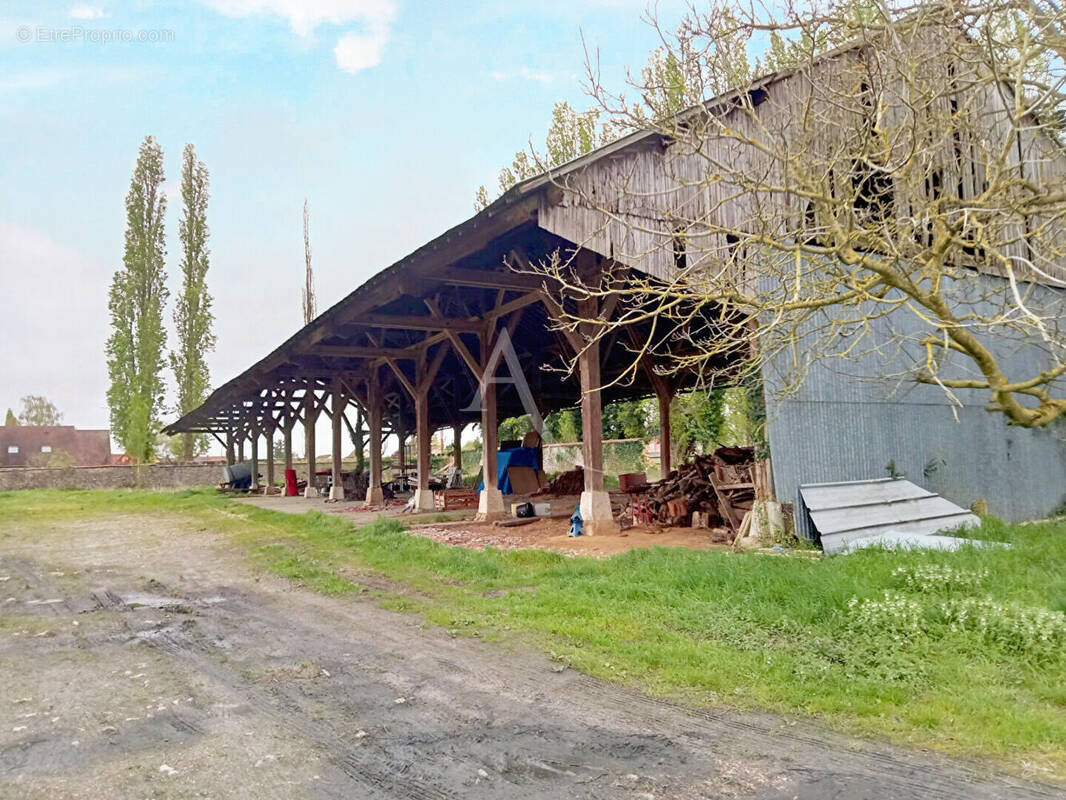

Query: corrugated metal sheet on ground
[800,478,980,555]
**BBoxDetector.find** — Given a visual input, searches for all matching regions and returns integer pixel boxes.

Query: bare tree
[303,199,316,325]
[533,0,1066,427]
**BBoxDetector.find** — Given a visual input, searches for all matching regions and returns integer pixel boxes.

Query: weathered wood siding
[538,43,1066,286]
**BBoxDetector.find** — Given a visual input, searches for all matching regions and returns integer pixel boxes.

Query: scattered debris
[493,517,537,528]
[569,506,582,538]
[800,478,982,555]
[434,488,478,511]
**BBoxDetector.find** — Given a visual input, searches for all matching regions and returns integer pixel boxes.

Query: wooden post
[353,407,366,474]
[656,386,673,477]
[452,423,463,471]
[385,346,446,513]
[263,423,276,494]
[627,323,674,480]
[303,385,319,497]
[225,429,235,466]
[330,383,345,501]
[409,352,433,512]
[366,371,384,505]
[249,427,260,491]
[478,326,505,519]
[577,294,618,535]
[237,434,245,463]
[283,421,293,474]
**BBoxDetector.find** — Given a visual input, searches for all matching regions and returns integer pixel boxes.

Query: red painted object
[284,468,298,496]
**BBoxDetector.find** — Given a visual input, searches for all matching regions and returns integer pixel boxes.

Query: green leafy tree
[107,135,168,463]
[4,409,17,426]
[671,390,727,462]
[498,414,533,442]
[18,395,62,426]
[170,143,215,461]
[602,399,653,440]
[475,101,612,209]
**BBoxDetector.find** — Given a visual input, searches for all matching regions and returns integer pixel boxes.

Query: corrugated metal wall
[762,277,1066,534]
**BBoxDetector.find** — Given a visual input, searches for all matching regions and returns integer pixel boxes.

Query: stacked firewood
[533,467,584,496]
[627,447,756,531]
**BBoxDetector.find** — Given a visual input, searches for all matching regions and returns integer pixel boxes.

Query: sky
[0,0,687,451]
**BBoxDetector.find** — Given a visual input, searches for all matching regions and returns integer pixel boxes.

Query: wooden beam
[304,383,318,491]
[420,340,450,391]
[578,295,605,494]
[432,267,542,291]
[444,332,482,381]
[425,298,482,382]
[384,358,416,398]
[350,313,482,333]
[308,344,421,359]
[485,291,543,321]
[536,290,584,353]
[330,381,346,499]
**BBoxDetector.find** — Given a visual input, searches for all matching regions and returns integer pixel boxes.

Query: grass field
[2,488,1064,780]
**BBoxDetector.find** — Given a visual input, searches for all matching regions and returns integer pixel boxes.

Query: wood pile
[533,467,584,496]
[624,447,756,533]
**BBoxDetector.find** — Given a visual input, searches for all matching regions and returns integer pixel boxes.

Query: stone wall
[0,463,225,492]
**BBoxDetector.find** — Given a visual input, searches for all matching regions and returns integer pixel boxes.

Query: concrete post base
[365,486,384,505]
[329,485,345,501]
[304,485,319,498]
[579,490,619,536]
[476,486,506,521]
[412,488,435,513]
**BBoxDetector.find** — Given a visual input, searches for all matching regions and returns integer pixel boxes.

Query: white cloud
[69,4,105,19]
[333,27,387,72]
[199,0,395,71]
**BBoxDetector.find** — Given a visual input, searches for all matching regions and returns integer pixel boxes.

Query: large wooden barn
[166,32,1066,535]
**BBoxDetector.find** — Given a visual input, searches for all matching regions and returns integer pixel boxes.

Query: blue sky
[0,0,685,443]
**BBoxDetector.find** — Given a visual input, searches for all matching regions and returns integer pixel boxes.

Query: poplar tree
[107,135,168,462]
[170,143,215,460]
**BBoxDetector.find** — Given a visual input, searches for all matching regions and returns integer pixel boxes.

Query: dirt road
[0,512,1059,799]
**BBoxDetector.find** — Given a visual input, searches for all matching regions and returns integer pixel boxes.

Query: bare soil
[0,511,1059,798]
[243,495,737,558]
[408,517,735,557]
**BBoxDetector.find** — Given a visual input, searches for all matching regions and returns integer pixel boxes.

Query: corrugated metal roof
[800,478,980,554]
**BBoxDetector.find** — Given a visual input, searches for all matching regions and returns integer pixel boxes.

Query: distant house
[0,426,111,468]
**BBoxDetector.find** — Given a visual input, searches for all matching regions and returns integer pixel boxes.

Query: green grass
[2,488,1065,780]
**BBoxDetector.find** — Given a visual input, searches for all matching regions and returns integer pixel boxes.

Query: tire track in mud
[1,520,1062,799]
[131,578,1062,799]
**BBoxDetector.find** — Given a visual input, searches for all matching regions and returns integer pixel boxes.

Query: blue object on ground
[568,505,583,537]
[475,446,539,494]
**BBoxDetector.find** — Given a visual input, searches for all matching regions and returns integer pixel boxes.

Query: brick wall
[0,463,224,492]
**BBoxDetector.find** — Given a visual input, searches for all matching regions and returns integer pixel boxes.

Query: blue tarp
[476,446,539,494]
